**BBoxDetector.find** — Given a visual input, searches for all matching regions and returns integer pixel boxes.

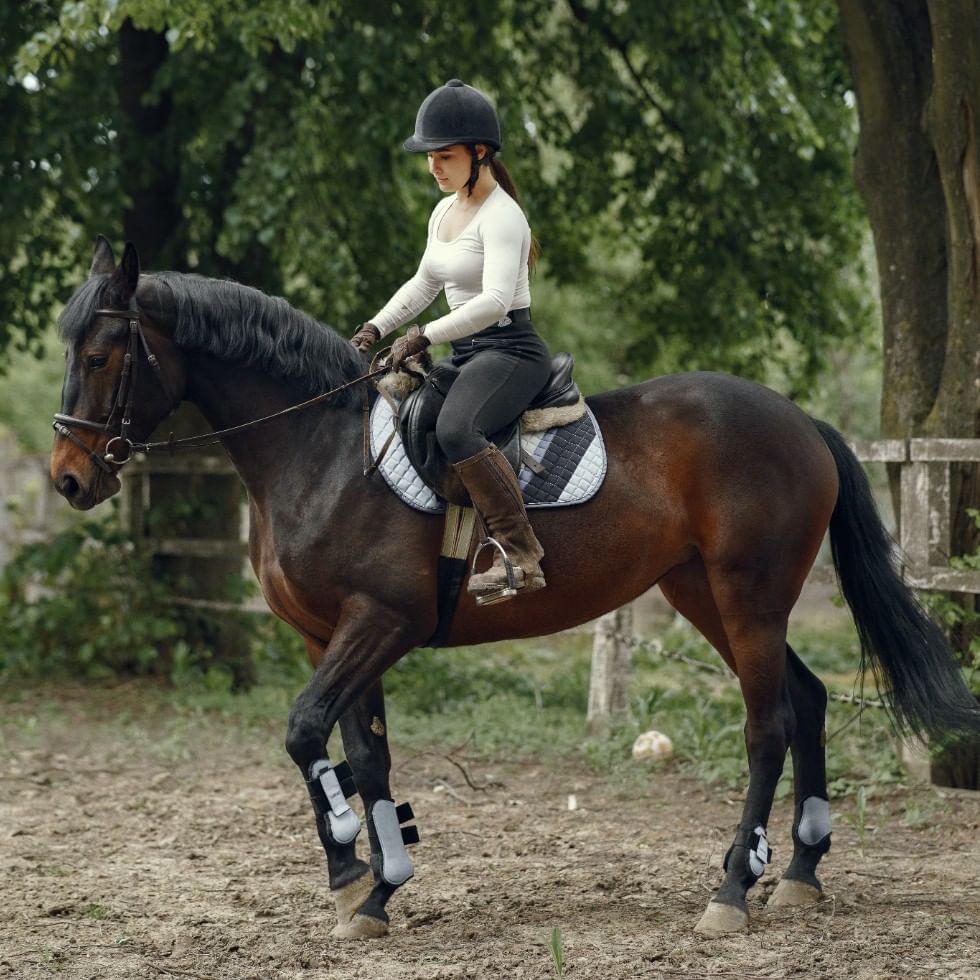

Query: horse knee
[285,705,326,768]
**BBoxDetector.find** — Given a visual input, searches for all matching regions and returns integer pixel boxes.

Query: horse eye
[87,354,108,370]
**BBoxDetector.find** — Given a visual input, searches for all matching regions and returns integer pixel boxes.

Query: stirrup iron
[470,536,519,605]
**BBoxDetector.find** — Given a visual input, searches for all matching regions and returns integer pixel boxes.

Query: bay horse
[50,238,979,938]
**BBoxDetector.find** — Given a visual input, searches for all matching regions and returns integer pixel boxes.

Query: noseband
[52,306,177,474]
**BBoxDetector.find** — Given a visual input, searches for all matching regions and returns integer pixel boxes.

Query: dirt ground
[1,687,978,980]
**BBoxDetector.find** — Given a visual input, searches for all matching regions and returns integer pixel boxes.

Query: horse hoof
[694,901,749,937]
[331,873,375,926]
[766,878,823,908]
[330,913,389,940]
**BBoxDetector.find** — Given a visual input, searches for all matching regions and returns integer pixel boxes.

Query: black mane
[58,272,367,404]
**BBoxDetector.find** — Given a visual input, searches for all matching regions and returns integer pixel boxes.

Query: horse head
[50,236,187,509]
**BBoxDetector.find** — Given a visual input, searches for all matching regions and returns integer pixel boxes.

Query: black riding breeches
[436,317,552,464]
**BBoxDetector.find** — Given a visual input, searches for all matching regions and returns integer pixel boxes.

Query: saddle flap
[398,364,521,506]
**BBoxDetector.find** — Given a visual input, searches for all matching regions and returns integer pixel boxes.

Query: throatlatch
[308,759,360,845]
[368,800,420,886]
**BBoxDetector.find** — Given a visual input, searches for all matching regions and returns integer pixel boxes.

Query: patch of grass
[548,925,565,977]
[0,617,904,804]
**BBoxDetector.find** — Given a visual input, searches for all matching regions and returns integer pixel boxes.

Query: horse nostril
[57,473,81,500]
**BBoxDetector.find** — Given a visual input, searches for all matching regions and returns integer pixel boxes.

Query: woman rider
[350,78,552,602]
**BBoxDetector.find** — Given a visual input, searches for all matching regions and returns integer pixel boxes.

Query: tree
[837,0,980,786]
[4,0,870,392]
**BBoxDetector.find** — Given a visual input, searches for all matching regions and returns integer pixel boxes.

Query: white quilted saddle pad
[369,397,608,514]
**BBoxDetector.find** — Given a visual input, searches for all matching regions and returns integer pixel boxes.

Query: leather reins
[53,305,391,473]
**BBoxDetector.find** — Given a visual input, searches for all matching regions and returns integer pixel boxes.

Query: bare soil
[1,687,977,980]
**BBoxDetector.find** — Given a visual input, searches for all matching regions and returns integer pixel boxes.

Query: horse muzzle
[50,440,122,510]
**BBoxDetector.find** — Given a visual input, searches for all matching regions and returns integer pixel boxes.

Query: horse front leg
[332,678,418,939]
[284,606,418,941]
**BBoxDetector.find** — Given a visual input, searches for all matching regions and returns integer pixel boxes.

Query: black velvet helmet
[402,79,502,153]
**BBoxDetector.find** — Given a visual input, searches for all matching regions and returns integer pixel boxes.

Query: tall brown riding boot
[452,445,546,602]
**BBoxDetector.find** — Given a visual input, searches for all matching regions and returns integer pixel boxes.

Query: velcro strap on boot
[747,825,771,878]
[309,759,361,845]
[332,759,358,799]
[395,802,415,824]
[723,824,772,880]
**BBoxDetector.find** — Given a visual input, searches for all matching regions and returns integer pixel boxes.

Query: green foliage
[0,503,234,682]
[919,508,980,698]
[0,324,69,451]
[3,0,871,394]
[843,785,869,854]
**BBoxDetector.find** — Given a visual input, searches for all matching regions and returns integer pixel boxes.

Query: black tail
[813,419,980,740]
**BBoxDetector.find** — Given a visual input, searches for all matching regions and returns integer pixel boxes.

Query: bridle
[52,306,178,475]
[53,303,391,474]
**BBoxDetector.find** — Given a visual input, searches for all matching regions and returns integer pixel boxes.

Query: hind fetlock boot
[452,445,546,602]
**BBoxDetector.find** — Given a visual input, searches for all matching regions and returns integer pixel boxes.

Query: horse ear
[118,241,141,299]
[89,235,116,277]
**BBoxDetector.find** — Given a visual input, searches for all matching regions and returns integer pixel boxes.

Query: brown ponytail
[490,157,541,275]
[465,146,541,275]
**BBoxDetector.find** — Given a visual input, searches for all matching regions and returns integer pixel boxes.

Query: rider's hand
[350,322,381,352]
[390,325,431,370]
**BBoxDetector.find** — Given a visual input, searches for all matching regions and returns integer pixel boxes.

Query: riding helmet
[402,79,502,153]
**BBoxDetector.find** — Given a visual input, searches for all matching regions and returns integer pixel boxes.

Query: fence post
[587,604,634,733]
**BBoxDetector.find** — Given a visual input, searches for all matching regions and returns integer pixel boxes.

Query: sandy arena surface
[1,687,978,980]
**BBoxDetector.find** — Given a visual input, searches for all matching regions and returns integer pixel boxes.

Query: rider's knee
[436,414,482,462]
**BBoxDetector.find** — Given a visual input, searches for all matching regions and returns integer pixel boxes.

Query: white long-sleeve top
[370,185,532,345]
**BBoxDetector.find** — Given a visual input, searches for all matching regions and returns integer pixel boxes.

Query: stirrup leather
[470,536,520,605]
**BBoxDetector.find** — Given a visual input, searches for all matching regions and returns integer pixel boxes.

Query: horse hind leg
[767,644,832,909]
[685,557,797,937]
[658,562,767,935]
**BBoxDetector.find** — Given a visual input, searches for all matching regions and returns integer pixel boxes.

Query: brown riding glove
[390,325,431,370]
[350,322,381,352]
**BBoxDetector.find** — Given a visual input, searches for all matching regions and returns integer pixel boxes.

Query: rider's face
[427,144,485,194]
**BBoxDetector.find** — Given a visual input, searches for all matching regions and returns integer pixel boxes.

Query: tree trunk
[118,20,184,270]
[117,23,252,685]
[838,0,980,788]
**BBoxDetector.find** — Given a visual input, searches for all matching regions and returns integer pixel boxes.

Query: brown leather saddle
[399,352,582,506]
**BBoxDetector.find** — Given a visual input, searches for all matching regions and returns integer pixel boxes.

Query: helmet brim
[402,135,502,153]
[402,135,456,153]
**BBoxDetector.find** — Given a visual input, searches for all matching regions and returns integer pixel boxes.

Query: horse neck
[183,353,363,498]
